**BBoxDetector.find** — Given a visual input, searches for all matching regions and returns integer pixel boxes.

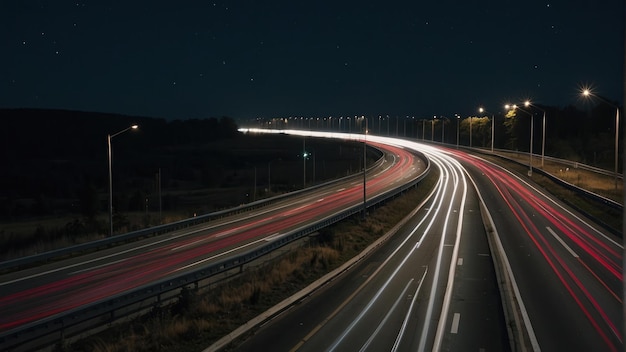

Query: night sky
[1,1,624,120]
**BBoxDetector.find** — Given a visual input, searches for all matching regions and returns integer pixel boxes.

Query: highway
[1,129,622,352]
[455,149,623,352]
[234,135,509,352]
[230,130,623,352]
[0,137,424,338]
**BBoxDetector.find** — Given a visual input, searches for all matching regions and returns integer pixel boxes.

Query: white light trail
[243,129,470,351]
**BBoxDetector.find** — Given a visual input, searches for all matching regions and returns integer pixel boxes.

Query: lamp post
[107,124,138,237]
[506,104,534,176]
[455,114,460,148]
[469,115,473,148]
[362,116,368,218]
[440,116,445,143]
[583,89,621,189]
[431,116,436,142]
[267,159,281,194]
[479,107,495,153]
[387,115,390,135]
[524,101,547,168]
[303,137,307,188]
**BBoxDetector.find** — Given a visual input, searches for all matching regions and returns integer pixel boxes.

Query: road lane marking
[392,268,429,351]
[457,258,463,266]
[0,232,194,286]
[546,226,578,257]
[69,258,128,274]
[264,232,282,241]
[173,238,267,272]
[360,278,415,351]
[450,313,460,333]
[429,155,468,352]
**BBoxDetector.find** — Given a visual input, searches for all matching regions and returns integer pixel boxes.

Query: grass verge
[482,154,623,233]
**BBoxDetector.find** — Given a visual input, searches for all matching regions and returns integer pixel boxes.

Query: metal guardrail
[0,148,385,272]
[0,150,428,351]
[434,143,623,210]
[489,147,623,181]
[482,151,623,237]
[486,150,622,210]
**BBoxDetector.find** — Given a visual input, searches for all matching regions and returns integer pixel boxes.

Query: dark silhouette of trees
[0,109,240,221]
[461,102,622,172]
[0,102,622,224]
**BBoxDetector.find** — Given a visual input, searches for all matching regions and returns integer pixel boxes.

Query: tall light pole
[524,101,547,168]
[440,116,445,143]
[303,137,307,188]
[431,116,436,142]
[479,107,495,153]
[583,89,621,189]
[362,116,368,219]
[268,159,281,194]
[469,115,473,148]
[506,104,534,176]
[108,124,138,237]
[455,114,460,148]
[387,114,390,136]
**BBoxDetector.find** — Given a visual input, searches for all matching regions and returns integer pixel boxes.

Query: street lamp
[455,114,460,148]
[506,104,534,176]
[469,115,473,148]
[582,88,621,189]
[268,159,282,194]
[303,137,307,188]
[523,101,547,168]
[107,124,138,237]
[440,116,445,143]
[479,107,495,153]
[362,116,368,218]
[431,116,436,142]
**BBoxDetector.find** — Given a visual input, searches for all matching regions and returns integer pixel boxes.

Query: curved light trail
[247,129,475,352]
[233,129,622,352]
[0,136,422,337]
[451,150,623,352]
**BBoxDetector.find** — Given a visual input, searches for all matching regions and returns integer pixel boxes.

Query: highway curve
[228,130,622,352]
[0,136,425,343]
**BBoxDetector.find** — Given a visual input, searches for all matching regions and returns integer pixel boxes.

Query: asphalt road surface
[229,130,622,352]
[0,138,424,336]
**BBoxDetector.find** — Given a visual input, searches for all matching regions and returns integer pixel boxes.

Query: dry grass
[496,151,623,202]
[485,152,622,231]
[0,212,191,262]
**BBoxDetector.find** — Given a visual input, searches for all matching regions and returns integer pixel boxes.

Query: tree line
[0,108,240,221]
[370,103,622,170]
